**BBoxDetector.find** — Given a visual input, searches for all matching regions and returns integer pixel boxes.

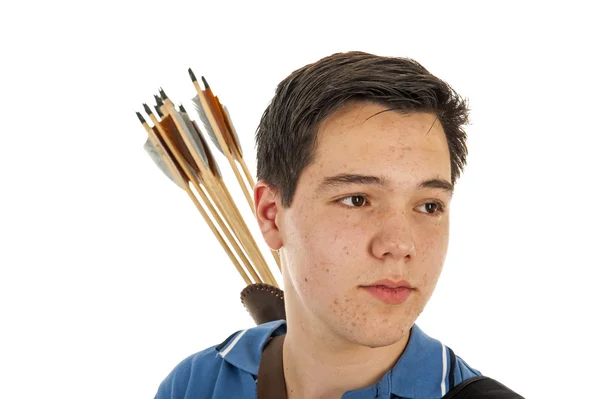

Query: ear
[254,180,283,251]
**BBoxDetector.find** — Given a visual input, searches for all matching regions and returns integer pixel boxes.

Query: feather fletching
[143,138,184,189]
[191,95,224,154]
[222,105,243,157]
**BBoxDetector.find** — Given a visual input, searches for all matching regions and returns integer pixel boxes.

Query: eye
[416,201,445,215]
[338,195,369,208]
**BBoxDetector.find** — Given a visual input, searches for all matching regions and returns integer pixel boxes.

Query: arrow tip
[159,87,168,100]
[188,68,197,82]
[201,76,210,90]
[143,103,153,115]
[154,105,164,118]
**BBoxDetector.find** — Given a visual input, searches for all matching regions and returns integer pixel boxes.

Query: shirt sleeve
[153,346,226,399]
[154,356,194,399]
[453,353,483,383]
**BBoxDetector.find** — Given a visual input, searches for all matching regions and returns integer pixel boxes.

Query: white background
[1,1,598,398]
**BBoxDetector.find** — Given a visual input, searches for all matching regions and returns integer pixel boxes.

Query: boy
[154,51,522,398]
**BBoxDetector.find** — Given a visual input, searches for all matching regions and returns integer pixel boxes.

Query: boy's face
[256,102,453,348]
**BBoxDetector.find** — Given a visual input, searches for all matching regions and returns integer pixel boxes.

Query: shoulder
[153,343,225,399]
[448,347,482,386]
[153,320,286,399]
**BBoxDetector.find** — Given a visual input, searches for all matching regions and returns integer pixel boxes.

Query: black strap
[445,347,523,398]
[443,376,525,398]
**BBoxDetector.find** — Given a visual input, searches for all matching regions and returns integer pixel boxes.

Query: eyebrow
[418,178,454,196]
[315,173,454,196]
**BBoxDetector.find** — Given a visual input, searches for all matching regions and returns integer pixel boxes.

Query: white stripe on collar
[219,329,249,358]
[441,343,448,396]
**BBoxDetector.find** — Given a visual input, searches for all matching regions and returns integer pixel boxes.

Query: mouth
[366,279,413,289]
[360,279,414,304]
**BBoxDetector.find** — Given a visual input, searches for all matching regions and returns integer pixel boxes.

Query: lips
[361,279,414,304]
[367,279,413,289]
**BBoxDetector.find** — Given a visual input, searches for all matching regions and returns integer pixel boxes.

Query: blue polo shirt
[154,320,481,399]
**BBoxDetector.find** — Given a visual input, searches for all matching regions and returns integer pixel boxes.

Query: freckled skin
[255,101,453,395]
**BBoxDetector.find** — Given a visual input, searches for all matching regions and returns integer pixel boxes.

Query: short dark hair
[255,51,469,208]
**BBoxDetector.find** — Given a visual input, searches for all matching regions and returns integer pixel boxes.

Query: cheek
[291,202,360,253]
[286,211,364,295]
[415,223,449,289]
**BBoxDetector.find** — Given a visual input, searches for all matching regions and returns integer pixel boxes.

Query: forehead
[309,102,450,179]
[317,101,443,142]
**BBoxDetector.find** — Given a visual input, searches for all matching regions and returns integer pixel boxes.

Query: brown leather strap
[257,334,287,399]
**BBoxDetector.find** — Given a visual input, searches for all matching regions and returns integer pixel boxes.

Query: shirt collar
[218,321,447,399]
[389,324,448,399]
[217,319,286,376]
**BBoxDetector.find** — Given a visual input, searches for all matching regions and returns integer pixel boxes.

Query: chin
[339,322,412,349]
[363,339,404,350]
[354,333,408,350]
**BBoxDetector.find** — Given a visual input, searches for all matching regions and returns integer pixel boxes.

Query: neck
[282,315,410,399]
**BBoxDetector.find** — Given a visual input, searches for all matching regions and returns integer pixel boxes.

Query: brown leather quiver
[240,283,286,325]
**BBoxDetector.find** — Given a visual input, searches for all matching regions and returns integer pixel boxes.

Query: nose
[370,211,416,261]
